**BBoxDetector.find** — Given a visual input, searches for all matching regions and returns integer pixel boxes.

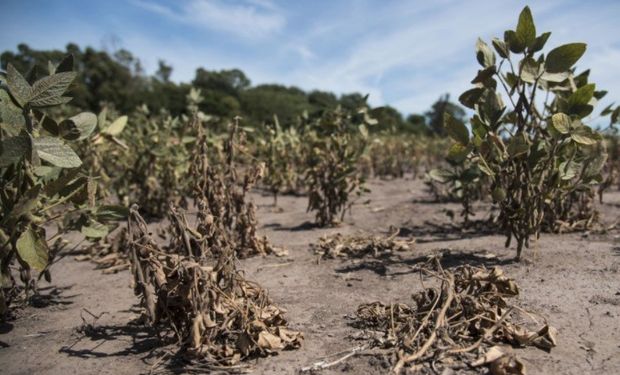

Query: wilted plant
[353,256,556,374]
[128,194,301,366]
[313,229,414,259]
[0,56,121,315]
[188,116,273,258]
[447,6,607,258]
[303,105,374,226]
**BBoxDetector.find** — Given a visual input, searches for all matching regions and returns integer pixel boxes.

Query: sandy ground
[1,178,619,375]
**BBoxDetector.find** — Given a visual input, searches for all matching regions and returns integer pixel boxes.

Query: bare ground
[1,179,619,374]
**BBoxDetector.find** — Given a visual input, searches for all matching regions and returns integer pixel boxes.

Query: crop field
[1,4,620,375]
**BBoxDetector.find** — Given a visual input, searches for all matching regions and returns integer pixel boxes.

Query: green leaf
[428,168,453,183]
[505,30,525,53]
[444,113,469,145]
[59,112,97,140]
[5,64,32,107]
[0,89,26,132]
[545,43,587,73]
[516,6,536,48]
[507,133,529,157]
[568,84,595,118]
[33,109,59,136]
[56,54,74,73]
[97,107,108,128]
[584,153,607,179]
[551,113,571,134]
[0,133,31,167]
[477,157,495,177]
[42,168,80,197]
[568,84,595,107]
[540,71,569,83]
[471,66,497,87]
[459,88,484,109]
[29,71,77,107]
[16,227,49,271]
[520,57,541,83]
[571,126,598,145]
[95,205,129,222]
[559,160,581,180]
[103,115,128,136]
[492,187,506,202]
[492,38,509,58]
[447,142,469,164]
[81,221,109,239]
[531,32,551,53]
[476,38,496,68]
[33,137,82,168]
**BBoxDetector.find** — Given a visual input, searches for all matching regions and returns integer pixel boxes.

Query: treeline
[1,43,466,134]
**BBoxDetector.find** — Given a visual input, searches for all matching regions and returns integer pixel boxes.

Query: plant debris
[128,203,302,368]
[313,229,415,259]
[352,256,556,374]
[76,228,131,274]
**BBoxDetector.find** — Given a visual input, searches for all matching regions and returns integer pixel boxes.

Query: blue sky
[2,0,619,117]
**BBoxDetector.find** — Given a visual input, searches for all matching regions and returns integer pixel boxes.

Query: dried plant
[75,227,130,274]
[128,203,302,368]
[313,230,414,259]
[188,116,272,258]
[353,256,556,374]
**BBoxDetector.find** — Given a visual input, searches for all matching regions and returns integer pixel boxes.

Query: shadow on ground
[334,249,517,277]
[398,219,500,244]
[59,319,165,361]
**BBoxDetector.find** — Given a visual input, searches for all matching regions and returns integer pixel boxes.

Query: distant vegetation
[1,43,464,134]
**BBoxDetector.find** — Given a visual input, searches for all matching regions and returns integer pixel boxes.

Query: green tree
[425,94,466,136]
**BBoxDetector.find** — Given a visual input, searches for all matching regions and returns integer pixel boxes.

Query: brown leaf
[257,330,284,350]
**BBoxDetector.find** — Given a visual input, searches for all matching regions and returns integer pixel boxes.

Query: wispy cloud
[2,0,618,116]
[133,0,286,39]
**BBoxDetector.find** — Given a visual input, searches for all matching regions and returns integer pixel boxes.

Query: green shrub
[447,6,608,259]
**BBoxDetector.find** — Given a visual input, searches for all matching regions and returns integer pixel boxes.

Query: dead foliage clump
[313,229,415,259]
[353,256,556,374]
[76,228,130,274]
[128,204,302,369]
[188,116,274,258]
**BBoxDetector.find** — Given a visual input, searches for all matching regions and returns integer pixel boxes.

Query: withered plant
[313,229,414,259]
[188,116,272,258]
[353,256,556,374]
[128,202,302,367]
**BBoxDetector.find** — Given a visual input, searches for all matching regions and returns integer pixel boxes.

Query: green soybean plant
[447,6,607,259]
[303,105,374,227]
[0,56,121,316]
[258,115,303,205]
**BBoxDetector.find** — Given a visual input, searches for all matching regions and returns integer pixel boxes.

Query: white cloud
[133,0,286,39]
[5,0,617,118]
[260,0,619,115]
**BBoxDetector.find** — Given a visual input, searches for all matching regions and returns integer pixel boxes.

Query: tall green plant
[447,6,607,259]
[258,115,302,205]
[0,57,121,316]
[303,105,374,226]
